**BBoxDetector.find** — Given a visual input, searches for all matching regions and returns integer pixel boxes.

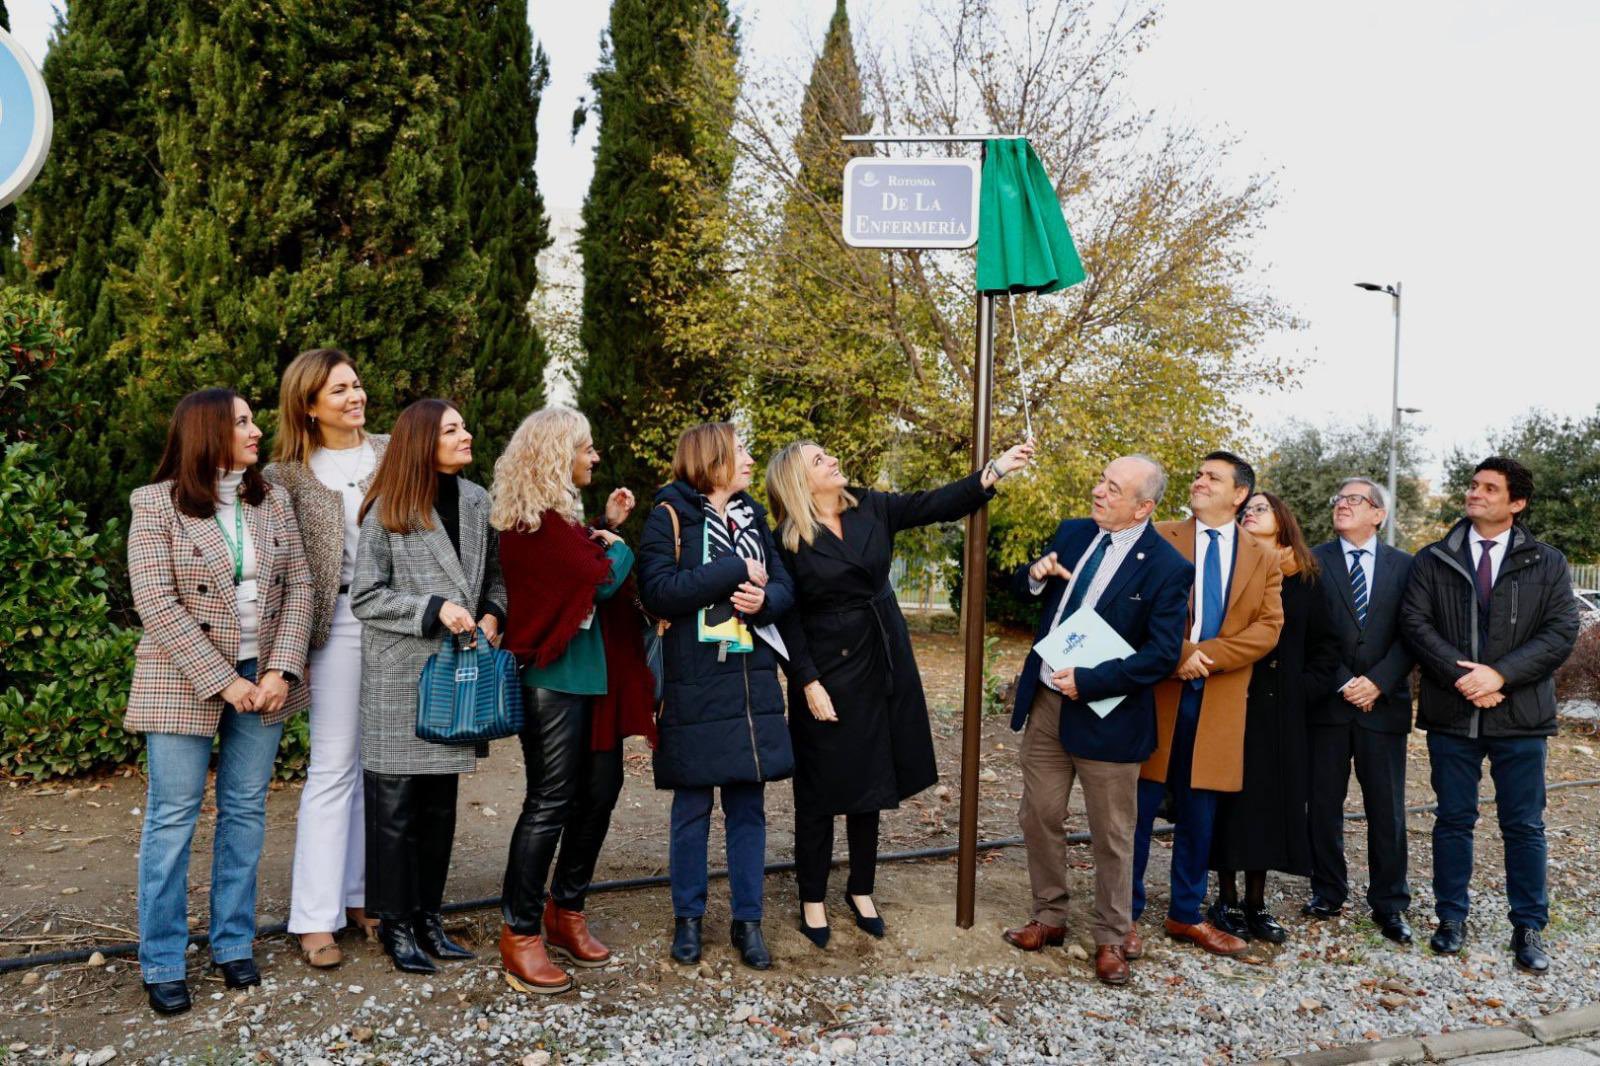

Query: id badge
[236,578,260,603]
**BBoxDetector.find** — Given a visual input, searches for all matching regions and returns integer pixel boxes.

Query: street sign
[0,28,52,209]
[841,157,980,249]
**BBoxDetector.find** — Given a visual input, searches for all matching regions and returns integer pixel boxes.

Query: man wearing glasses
[1304,478,1415,945]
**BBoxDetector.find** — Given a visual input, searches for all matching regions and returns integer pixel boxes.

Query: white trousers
[287,594,366,933]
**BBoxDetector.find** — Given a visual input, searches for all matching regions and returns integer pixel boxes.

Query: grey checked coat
[263,434,389,650]
[125,481,314,735]
[350,478,506,775]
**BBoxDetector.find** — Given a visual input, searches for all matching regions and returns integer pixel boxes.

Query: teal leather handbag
[415,628,524,744]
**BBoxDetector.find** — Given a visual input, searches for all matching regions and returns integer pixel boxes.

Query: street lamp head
[1399,406,1422,415]
[1355,282,1385,291]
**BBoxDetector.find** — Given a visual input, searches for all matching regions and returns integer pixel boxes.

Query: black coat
[638,482,796,790]
[776,472,993,815]
[1401,518,1579,738]
[1211,568,1338,875]
[1310,539,1415,734]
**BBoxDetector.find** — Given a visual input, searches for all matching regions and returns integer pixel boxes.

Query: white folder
[1033,606,1136,718]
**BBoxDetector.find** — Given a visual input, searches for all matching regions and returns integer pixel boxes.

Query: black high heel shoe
[413,911,474,960]
[799,906,830,949]
[379,920,439,975]
[844,894,886,938]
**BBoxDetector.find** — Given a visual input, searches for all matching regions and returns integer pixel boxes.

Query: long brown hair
[359,398,452,533]
[672,422,738,493]
[152,388,267,518]
[1253,491,1319,583]
[274,347,360,464]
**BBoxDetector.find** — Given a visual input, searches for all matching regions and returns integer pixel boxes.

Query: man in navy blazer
[1002,456,1192,985]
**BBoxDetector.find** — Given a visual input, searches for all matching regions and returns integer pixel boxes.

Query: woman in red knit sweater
[489,406,655,995]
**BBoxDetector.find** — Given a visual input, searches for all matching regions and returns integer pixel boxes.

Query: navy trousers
[1428,731,1548,930]
[1132,683,1219,925]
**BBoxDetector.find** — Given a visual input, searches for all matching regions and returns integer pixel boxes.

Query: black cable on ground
[5,776,1599,976]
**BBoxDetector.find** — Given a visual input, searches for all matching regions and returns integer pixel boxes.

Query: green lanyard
[214,504,245,585]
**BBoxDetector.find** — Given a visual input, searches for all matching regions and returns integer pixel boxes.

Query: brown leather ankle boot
[542,899,612,968]
[499,925,572,995]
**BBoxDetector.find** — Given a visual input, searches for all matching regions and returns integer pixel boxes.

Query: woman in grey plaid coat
[350,398,506,975]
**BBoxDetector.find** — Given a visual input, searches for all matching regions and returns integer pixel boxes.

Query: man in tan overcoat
[1130,451,1284,956]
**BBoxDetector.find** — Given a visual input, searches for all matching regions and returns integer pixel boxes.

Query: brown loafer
[1122,928,1144,960]
[1095,944,1129,984]
[1002,920,1066,952]
[1163,918,1247,956]
[499,925,573,995]
[542,900,612,968]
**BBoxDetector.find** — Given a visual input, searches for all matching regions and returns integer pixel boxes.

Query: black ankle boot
[413,911,474,960]
[380,919,439,974]
[1244,906,1287,944]
[144,979,191,1016]
[1206,901,1251,941]
[671,917,702,964]
[730,920,771,970]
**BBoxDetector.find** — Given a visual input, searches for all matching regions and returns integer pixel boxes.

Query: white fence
[1574,564,1600,590]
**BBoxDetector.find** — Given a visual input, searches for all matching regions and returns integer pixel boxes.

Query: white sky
[8,0,1598,477]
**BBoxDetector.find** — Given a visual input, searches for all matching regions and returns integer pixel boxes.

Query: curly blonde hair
[489,406,590,532]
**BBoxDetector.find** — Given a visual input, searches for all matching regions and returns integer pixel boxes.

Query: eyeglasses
[1329,493,1376,508]
[1241,504,1272,517]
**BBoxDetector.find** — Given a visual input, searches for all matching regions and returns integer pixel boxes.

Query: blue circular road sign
[0,28,52,209]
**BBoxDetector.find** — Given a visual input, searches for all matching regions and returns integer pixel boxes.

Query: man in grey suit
[1304,477,1415,943]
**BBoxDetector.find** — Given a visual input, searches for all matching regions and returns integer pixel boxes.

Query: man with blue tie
[1133,451,1284,956]
[1002,456,1192,985]
[1305,478,1415,943]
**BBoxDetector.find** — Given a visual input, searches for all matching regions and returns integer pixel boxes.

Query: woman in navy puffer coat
[638,423,794,971]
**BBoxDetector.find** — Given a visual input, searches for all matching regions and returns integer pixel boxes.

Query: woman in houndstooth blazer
[350,398,506,975]
[125,389,314,1017]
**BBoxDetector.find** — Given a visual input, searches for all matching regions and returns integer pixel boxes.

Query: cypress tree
[12,0,170,525]
[576,0,741,508]
[455,2,552,458]
[111,0,484,505]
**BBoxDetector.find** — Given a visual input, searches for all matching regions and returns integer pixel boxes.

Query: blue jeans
[1132,683,1219,925]
[138,660,284,982]
[669,784,766,921]
[1428,731,1548,930]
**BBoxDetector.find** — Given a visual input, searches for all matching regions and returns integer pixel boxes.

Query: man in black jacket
[1306,478,1415,944]
[1400,457,1579,973]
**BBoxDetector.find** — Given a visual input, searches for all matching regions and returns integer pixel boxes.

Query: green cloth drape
[975,138,1085,295]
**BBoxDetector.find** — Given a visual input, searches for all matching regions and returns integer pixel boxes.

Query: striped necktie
[1349,548,1369,627]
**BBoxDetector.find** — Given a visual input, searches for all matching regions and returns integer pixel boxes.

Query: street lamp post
[1356,281,1403,545]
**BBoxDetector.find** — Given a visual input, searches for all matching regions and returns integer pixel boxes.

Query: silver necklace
[322,440,368,488]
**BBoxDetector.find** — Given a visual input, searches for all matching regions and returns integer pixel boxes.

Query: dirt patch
[5,625,1600,1060]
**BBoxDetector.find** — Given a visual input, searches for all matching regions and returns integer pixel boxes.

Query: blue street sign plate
[0,29,53,210]
[841,157,980,250]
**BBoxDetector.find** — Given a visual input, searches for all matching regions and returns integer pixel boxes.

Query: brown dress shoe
[1122,928,1144,960]
[499,925,573,995]
[1095,944,1130,984]
[1163,918,1247,956]
[542,900,612,968]
[1002,920,1066,952]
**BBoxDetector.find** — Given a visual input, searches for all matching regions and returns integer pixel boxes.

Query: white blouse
[214,469,259,661]
[308,440,377,587]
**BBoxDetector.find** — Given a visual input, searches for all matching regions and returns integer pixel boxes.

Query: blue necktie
[1348,548,1369,627]
[1062,534,1113,617]
[1199,529,1224,642]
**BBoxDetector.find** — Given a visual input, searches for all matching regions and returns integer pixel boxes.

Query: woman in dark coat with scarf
[765,439,1034,945]
[638,422,795,971]
[1207,491,1338,943]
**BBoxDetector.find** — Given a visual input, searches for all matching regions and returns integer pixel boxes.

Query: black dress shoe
[1206,901,1251,941]
[379,919,439,974]
[413,911,474,960]
[844,895,886,939]
[144,979,191,1016]
[1430,919,1467,955]
[1301,897,1343,919]
[799,914,831,950]
[670,917,702,965]
[215,958,260,989]
[1511,926,1549,974]
[1377,913,1413,945]
[1245,906,1287,945]
[730,920,772,970]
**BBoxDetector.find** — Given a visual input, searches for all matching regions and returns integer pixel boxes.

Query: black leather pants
[363,771,459,921]
[501,688,625,934]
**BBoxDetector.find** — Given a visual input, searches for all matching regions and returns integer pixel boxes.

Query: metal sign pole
[840,130,1008,929]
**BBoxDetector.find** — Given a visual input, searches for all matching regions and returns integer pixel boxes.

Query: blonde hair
[672,422,739,493]
[273,348,360,464]
[489,406,590,532]
[766,440,858,553]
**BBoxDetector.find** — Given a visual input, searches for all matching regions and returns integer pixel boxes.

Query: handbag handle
[451,626,489,652]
